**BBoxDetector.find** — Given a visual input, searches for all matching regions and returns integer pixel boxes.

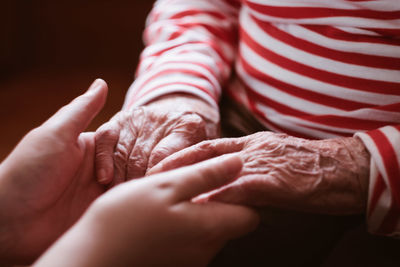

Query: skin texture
[34,155,259,267]
[0,82,257,267]
[149,131,371,215]
[95,93,220,186]
[0,79,108,265]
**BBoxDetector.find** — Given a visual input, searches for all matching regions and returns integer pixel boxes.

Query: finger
[78,132,97,181]
[147,112,207,172]
[193,201,260,240]
[95,121,120,184]
[169,154,243,201]
[125,121,162,180]
[147,131,204,171]
[78,132,95,152]
[207,174,277,206]
[42,79,108,139]
[205,183,249,205]
[113,123,139,185]
[148,137,244,175]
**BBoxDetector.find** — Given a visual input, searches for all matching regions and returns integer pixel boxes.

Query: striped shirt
[124,0,400,236]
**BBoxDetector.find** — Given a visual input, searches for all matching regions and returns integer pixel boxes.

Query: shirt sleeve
[123,0,241,110]
[355,125,400,237]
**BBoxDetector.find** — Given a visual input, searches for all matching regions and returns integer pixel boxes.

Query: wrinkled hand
[150,132,371,215]
[95,93,219,185]
[0,79,108,265]
[34,155,259,267]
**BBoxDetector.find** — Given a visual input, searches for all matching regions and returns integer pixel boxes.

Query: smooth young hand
[34,154,259,267]
[0,79,108,265]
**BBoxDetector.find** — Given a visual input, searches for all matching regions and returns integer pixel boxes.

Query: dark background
[1,1,400,266]
[0,0,154,160]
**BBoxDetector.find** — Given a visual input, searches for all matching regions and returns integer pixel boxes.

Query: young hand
[0,79,108,265]
[34,154,259,267]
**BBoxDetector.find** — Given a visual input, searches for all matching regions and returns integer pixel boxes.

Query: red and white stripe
[356,126,400,237]
[124,0,400,236]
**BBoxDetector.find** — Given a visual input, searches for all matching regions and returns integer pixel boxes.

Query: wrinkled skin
[0,80,107,265]
[95,93,219,185]
[150,131,371,215]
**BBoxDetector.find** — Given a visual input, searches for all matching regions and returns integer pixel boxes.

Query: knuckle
[95,141,113,153]
[129,154,147,169]
[179,113,206,129]
[131,106,146,118]
[166,112,207,135]
[153,146,170,158]
[127,149,148,173]
[95,151,112,161]
[197,140,213,149]
[114,143,129,161]
[149,148,169,165]
[182,113,203,124]
[197,140,218,154]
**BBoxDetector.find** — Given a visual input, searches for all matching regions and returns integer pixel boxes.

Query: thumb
[42,79,108,139]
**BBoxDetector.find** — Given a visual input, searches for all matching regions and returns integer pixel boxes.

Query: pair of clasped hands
[0,80,259,267]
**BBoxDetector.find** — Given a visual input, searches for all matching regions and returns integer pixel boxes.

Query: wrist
[343,136,370,204]
[303,136,370,214]
[146,93,221,138]
[321,137,370,211]
[34,211,107,267]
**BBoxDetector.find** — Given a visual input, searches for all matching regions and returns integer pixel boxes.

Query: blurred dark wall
[0,1,154,160]
[1,0,154,76]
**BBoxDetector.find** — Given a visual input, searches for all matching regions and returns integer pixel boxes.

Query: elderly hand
[95,93,219,185]
[149,131,371,215]
[34,155,259,267]
[0,79,108,265]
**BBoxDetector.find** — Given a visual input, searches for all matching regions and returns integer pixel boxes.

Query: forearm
[334,136,370,203]
[123,0,240,110]
[33,214,108,267]
[303,136,370,213]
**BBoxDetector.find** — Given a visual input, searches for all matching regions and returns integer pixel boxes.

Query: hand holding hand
[95,93,219,186]
[0,79,108,265]
[34,155,259,267]
[150,132,370,215]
